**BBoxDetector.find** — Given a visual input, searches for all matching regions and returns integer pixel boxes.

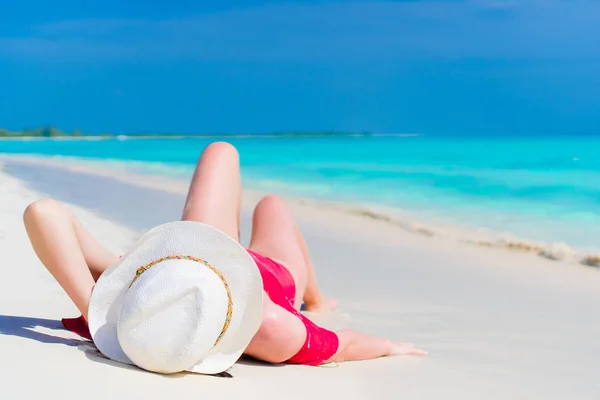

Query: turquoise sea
[1,135,598,252]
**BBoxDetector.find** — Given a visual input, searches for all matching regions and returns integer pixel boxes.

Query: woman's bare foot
[303,296,338,313]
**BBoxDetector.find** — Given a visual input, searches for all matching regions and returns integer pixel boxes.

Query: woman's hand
[389,341,428,356]
[328,330,427,363]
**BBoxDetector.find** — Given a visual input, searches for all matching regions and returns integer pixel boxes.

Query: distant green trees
[0,127,374,138]
[0,127,87,138]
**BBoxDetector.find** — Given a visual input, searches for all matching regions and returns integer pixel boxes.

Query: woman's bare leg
[292,223,337,312]
[23,198,118,319]
[248,195,335,311]
[181,142,242,241]
[181,142,334,310]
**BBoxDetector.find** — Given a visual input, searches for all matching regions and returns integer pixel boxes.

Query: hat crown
[117,259,229,374]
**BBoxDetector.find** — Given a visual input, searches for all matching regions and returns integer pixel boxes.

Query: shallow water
[1,135,598,252]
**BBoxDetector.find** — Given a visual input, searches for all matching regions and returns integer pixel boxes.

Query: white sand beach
[1,157,599,399]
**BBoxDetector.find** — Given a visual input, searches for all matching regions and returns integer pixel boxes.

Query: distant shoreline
[0,133,422,140]
[0,127,423,140]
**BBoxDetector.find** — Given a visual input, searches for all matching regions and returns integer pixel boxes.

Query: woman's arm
[327,329,427,363]
[245,298,426,364]
[23,198,117,319]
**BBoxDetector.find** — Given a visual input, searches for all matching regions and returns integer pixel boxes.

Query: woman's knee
[23,198,63,224]
[254,195,288,215]
[253,196,295,228]
[198,141,239,165]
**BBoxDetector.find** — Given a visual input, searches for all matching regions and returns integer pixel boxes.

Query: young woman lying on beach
[23,141,426,367]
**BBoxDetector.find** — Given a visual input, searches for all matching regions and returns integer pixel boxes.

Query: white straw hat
[87,221,263,375]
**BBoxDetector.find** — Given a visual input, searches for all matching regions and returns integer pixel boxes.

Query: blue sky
[1,0,599,135]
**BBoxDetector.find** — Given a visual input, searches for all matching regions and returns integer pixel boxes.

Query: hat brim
[87,221,263,374]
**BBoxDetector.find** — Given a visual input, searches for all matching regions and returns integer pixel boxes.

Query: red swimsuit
[63,250,339,366]
[246,250,339,366]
